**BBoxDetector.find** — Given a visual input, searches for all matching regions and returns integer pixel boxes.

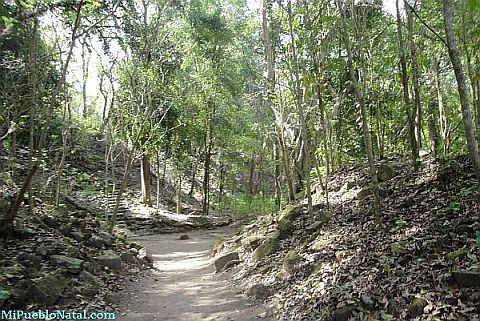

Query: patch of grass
[221,193,281,216]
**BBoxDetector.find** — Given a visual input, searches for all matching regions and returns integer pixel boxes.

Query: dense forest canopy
[1,0,480,236]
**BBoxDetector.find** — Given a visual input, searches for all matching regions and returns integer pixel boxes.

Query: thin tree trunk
[140,153,152,206]
[406,1,423,149]
[287,0,313,222]
[442,0,480,180]
[338,0,381,218]
[434,58,448,154]
[396,0,419,170]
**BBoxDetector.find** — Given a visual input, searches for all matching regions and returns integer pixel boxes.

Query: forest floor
[115,228,273,321]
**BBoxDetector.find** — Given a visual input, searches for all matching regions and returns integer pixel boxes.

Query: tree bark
[338,0,381,218]
[140,153,152,206]
[287,0,313,221]
[396,0,419,170]
[443,0,480,180]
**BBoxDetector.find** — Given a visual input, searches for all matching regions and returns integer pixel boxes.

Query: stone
[95,251,122,270]
[138,248,154,264]
[59,223,72,235]
[178,234,190,240]
[283,250,301,274]
[120,252,138,264]
[446,249,468,261]
[70,231,85,242]
[88,231,114,248]
[451,270,480,287]
[335,250,350,263]
[252,232,280,263]
[455,224,474,234]
[277,218,294,240]
[390,241,407,255]
[306,221,322,232]
[212,240,225,256]
[377,163,396,182]
[278,204,303,222]
[30,272,69,305]
[78,270,100,286]
[214,251,240,273]
[40,214,60,228]
[36,245,49,258]
[241,235,264,251]
[49,255,84,274]
[245,283,270,300]
[318,210,333,224]
[310,239,332,252]
[334,304,356,321]
[17,252,41,270]
[340,181,354,192]
[129,242,144,251]
[356,188,371,200]
[408,298,427,317]
[360,295,375,309]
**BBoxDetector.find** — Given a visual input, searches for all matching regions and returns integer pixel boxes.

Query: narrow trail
[116,228,273,321]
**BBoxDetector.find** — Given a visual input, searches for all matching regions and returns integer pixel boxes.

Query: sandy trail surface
[116,228,273,321]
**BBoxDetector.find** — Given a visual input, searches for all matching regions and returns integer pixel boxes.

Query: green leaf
[2,16,18,28]
[476,231,480,247]
[381,313,394,320]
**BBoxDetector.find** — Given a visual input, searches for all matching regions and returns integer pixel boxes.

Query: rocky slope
[214,155,480,320]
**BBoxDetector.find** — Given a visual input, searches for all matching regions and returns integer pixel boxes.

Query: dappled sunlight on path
[116,229,272,321]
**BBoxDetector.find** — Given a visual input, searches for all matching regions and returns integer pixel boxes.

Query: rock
[335,250,350,263]
[30,272,69,305]
[408,298,427,317]
[334,304,356,321]
[360,295,375,309]
[120,252,138,264]
[17,252,41,270]
[390,241,407,255]
[0,286,10,307]
[310,239,332,252]
[35,245,49,258]
[340,181,354,192]
[246,283,270,299]
[40,214,60,228]
[306,221,322,232]
[277,218,294,239]
[223,259,241,271]
[377,163,396,181]
[214,251,240,273]
[59,223,72,235]
[319,210,333,224]
[212,240,225,256]
[70,231,85,241]
[452,270,480,287]
[78,270,100,286]
[283,250,301,274]
[356,188,371,200]
[241,235,264,251]
[129,241,144,251]
[95,251,122,270]
[178,234,190,240]
[446,249,468,261]
[50,255,84,274]
[252,232,280,263]
[278,204,303,222]
[455,224,474,234]
[138,248,154,267]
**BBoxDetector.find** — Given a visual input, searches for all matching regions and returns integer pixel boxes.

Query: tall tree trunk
[273,140,282,210]
[443,0,480,180]
[433,58,448,154]
[396,0,419,170]
[405,1,423,149]
[140,153,152,206]
[338,0,381,218]
[287,0,313,222]
[110,152,134,232]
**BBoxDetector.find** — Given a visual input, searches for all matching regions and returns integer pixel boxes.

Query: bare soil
[116,228,273,321]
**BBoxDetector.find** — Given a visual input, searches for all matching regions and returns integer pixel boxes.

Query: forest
[0,0,479,320]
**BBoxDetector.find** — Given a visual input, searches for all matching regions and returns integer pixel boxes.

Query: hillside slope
[215,156,480,320]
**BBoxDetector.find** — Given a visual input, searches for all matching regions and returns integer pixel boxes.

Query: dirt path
[116,228,273,321]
